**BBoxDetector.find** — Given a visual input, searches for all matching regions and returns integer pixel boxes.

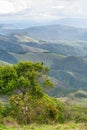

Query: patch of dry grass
[2,122,87,130]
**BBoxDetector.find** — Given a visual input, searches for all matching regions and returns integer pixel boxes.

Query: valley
[0,24,87,98]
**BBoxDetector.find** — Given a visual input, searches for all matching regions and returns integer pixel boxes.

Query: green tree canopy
[0,62,53,123]
[0,62,53,96]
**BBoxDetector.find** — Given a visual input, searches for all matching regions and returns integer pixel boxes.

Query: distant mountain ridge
[1,23,87,41]
[13,24,87,41]
[55,18,87,29]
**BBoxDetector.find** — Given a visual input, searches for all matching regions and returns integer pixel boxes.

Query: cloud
[0,0,87,21]
[0,0,14,14]
[0,0,32,14]
[8,0,32,12]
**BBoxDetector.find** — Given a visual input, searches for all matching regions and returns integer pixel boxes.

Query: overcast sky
[0,0,86,22]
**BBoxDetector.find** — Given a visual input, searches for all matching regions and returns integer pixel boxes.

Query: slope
[13,24,87,41]
[9,52,87,96]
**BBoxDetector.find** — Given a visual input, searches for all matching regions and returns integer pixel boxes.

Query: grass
[58,96,87,107]
[1,122,87,130]
[72,98,87,107]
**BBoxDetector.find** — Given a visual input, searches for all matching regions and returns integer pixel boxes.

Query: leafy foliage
[0,62,87,125]
[0,62,54,124]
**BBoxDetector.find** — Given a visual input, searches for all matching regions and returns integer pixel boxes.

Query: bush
[0,103,4,124]
[2,116,17,126]
[68,105,87,123]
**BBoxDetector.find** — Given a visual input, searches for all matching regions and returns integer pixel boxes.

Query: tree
[0,62,53,123]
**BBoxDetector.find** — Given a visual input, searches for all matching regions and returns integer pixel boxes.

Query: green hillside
[0,49,18,63]
[8,34,87,57]
[7,52,87,96]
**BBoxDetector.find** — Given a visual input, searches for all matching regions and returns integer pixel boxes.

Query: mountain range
[0,24,87,97]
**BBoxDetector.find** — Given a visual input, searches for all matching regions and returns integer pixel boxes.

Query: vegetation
[0,122,87,130]
[0,62,87,129]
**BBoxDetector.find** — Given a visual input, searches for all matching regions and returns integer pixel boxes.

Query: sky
[0,0,87,22]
